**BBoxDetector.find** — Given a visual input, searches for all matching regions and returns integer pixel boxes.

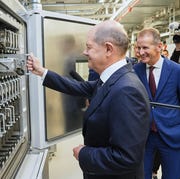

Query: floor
[49,132,84,179]
[49,132,162,179]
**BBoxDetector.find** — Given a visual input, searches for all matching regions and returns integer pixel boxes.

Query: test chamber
[27,11,96,148]
[0,0,97,178]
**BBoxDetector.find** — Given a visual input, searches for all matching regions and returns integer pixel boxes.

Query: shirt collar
[100,59,127,83]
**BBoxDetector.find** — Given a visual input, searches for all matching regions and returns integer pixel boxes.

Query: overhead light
[110,0,140,22]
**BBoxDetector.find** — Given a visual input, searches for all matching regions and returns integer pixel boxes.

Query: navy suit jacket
[43,63,150,179]
[134,57,180,149]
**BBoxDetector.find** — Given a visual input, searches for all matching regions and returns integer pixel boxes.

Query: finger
[27,55,33,62]
[29,52,34,59]
[26,52,34,61]
[26,61,33,67]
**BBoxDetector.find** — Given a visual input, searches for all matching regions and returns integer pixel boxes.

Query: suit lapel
[135,63,152,99]
[135,60,173,100]
[84,84,110,119]
[84,63,133,120]
[155,59,172,99]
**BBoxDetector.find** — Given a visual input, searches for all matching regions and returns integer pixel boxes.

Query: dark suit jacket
[134,57,180,149]
[43,63,150,179]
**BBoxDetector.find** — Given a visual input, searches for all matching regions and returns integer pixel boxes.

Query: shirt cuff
[41,69,48,82]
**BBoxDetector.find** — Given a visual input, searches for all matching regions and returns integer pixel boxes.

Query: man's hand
[73,144,85,161]
[26,53,46,76]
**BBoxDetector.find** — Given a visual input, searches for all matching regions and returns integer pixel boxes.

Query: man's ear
[105,42,113,55]
[157,42,163,52]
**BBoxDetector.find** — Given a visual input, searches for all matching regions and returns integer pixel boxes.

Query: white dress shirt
[146,57,164,88]
[100,59,127,84]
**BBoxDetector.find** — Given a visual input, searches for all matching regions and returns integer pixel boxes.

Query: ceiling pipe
[29,0,42,10]
[110,0,140,21]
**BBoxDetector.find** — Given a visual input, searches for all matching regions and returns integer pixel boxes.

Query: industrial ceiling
[19,0,180,35]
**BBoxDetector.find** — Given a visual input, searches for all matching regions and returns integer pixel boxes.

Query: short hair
[173,34,180,43]
[162,49,169,57]
[162,49,169,53]
[93,22,129,54]
[137,27,161,45]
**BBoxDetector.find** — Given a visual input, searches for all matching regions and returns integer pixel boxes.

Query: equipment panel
[0,2,29,178]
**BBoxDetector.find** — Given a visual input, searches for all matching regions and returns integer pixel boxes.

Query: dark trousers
[152,150,161,174]
[144,132,180,179]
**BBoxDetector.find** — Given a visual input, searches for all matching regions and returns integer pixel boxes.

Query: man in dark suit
[170,34,180,64]
[27,20,150,179]
[134,28,180,179]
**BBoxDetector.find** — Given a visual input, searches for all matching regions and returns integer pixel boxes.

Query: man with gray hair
[134,27,180,179]
[27,20,150,179]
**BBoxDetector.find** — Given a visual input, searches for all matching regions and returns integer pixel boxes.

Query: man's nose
[139,48,144,55]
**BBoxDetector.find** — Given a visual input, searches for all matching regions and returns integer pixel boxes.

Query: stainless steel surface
[15,149,49,179]
[43,17,92,140]
[26,10,97,149]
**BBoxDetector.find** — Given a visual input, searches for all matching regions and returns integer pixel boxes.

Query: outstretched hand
[26,53,46,76]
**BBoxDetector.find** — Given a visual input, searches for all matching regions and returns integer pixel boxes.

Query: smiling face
[137,29,162,66]
[83,30,107,74]
[83,20,129,74]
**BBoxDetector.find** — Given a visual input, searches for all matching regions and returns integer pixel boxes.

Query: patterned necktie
[92,79,103,99]
[97,79,103,90]
[149,66,156,98]
[149,66,157,132]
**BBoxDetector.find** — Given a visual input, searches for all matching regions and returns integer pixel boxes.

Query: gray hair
[93,21,129,54]
[137,27,161,45]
